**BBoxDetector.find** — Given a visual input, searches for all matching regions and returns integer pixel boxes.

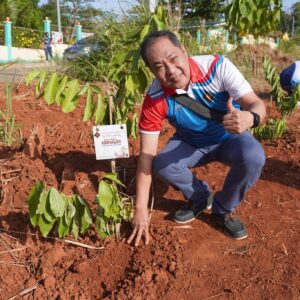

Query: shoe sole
[172,204,212,224]
[224,229,248,240]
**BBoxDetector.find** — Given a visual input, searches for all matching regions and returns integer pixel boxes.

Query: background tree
[15,0,43,29]
[0,0,18,22]
[225,0,282,38]
[291,2,300,34]
[39,0,69,27]
[167,0,227,24]
[75,5,105,31]
[0,0,42,29]
[63,0,95,26]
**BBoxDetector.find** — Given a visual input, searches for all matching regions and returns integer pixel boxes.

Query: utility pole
[56,0,62,32]
[291,14,295,37]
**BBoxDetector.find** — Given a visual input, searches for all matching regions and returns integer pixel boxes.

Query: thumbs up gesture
[223,97,254,133]
[226,97,235,113]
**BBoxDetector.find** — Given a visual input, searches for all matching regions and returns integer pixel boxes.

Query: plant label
[92,125,129,160]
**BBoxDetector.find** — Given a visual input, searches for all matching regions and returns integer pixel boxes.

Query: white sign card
[52,31,63,44]
[93,124,129,160]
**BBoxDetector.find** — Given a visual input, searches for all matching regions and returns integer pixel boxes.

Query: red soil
[0,83,299,300]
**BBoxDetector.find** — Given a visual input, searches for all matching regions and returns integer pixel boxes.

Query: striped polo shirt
[139,55,252,148]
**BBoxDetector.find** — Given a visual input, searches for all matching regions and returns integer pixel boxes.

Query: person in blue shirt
[127,31,266,246]
[43,32,53,61]
[280,60,300,93]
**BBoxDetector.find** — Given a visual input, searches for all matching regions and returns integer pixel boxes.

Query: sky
[39,0,299,16]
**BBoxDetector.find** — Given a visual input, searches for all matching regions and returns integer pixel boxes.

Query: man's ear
[181,45,188,56]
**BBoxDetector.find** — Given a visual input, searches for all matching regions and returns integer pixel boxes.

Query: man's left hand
[223,98,254,134]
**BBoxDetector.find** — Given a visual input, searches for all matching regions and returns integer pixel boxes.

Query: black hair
[140,30,182,66]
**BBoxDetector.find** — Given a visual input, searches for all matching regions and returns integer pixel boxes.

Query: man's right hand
[127,208,150,246]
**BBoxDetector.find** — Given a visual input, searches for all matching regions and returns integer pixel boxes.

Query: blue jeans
[44,46,53,61]
[153,131,265,214]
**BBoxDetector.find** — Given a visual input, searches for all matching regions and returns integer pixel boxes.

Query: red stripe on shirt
[139,94,168,132]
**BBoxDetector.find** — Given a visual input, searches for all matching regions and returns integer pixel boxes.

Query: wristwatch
[249,111,260,128]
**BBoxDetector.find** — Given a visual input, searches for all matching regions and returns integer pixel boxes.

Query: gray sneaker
[173,194,213,224]
[212,213,248,240]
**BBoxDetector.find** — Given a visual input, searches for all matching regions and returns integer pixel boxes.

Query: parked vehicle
[63,36,102,60]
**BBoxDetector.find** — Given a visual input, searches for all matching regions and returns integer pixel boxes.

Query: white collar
[176,83,195,99]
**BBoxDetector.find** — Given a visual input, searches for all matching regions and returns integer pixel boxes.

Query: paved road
[0,62,61,84]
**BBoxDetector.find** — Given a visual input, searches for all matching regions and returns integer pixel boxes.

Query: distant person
[280,59,300,94]
[43,32,53,61]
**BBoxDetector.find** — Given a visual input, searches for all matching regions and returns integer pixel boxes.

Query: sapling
[28,181,92,238]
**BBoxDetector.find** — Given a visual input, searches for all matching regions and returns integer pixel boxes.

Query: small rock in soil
[43,275,56,288]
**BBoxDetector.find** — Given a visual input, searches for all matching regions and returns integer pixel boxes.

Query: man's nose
[165,62,175,75]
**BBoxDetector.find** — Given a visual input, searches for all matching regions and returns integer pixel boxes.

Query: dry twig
[59,239,104,250]
[7,281,40,300]
[200,291,229,299]
[0,229,104,250]
[0,169,22,176]
[0,234,19,261]
[0,247,26,255]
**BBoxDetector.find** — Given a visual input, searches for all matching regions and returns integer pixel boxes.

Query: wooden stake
[109,95,116,173]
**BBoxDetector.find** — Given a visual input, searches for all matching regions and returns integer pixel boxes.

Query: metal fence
[0,22,93,48]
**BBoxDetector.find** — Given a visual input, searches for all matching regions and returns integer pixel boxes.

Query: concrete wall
[0,44,69,63]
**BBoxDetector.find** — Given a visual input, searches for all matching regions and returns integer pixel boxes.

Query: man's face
[146,37,190,90]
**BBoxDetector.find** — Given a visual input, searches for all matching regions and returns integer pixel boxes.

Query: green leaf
[80,207,92,234]
[48,188,66,217]
[61,79,81,113]
[36,190,49,215]
[58,216,69,238]
[139,24,150,42]
[44,73,59,105]
[98,180,114,208]
[78,82,90,96]
[152,15,165,31]
[239,2,250,17]
[73,195,92,234]
[25,70,41,85]
[44,194,57,222]
[155,4,165,22]
[103,173,126,187]
[90,84,102,94]
[64,197,76,228]
[28,181,44,227]
[104,191,121,220]
[71,210,80,239]
[273,8,281,23]
[125,74,135,96]
[131,50,140,73]
[137,67,148,94]
[95,208,111,239]
[74,194,87,207]
[82,88,95,122]
[35,71,47,96]
[97,181,122,220]
[131,113,138,139]
[115,106,123,123]
[114,51,128,64]
[94,93,107,124]
[55,75,68,106]
[38,214,55,237]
